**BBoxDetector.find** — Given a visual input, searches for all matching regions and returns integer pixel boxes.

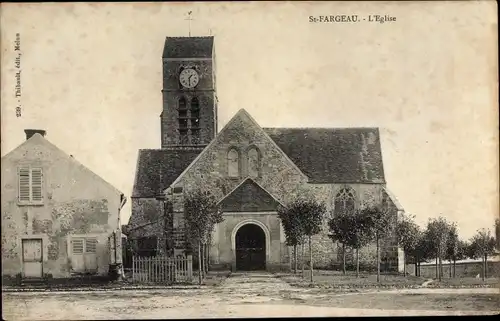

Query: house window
[227,148,240,178]
[247,147,260,178]
[71,237,97,254]
[334,187,356,216]
[18,167,43,203]
[72,239,84,254]
[85,238,97,253]
[70,236,98,273]
[137,236,157,257]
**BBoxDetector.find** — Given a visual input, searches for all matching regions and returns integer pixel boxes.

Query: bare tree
[468,228,496,281]
[284,197,326,283]
[348,209,373,278]
[495,219,500,251]
[444,223,459,278]
[396,212,421,277]
[277,204,305,274]
[328,211,353,275]
[361,205,395,283]
[425,217,451,281]
[184,189,223,285]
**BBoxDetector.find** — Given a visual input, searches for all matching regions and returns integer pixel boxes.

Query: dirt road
[2,272,498,320]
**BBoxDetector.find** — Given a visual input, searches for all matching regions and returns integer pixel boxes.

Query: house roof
[263,127,386,184]
[162,36,214,58]
[132,148,202,197]
[2,133,125,198]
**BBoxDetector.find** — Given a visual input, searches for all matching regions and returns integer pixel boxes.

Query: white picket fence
[132,255,193,284]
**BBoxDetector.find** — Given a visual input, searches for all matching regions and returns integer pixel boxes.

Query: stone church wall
[172,112,308,201]
[131,111,403,272]
[161,59,216,147]
[127,198,169,255]
[302,183,395,270]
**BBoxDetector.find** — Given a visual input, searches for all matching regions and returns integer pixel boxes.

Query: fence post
[154,256,157,282]
[182,255,186,281]
[187,254,193,281]
[164,256,167,284]
[138,257,141,283]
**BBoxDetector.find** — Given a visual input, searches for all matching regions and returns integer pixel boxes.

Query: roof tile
[132,148,202,197]
[263,127,385,184]
[162,36,214,58]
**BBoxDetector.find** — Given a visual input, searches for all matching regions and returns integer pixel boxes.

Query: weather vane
[185,11,194,37]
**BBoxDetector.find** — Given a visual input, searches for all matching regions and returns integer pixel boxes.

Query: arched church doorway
[235,224,266,271]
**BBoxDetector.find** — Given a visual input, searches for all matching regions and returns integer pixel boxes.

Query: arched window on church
[190,97,200,144]
[247,147,260,178]
[178,97,188,144]
[227,148,240,178]
[334,187,356,216]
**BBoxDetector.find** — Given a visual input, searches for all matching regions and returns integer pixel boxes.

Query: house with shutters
[126,36,405,272]
[1,129,126,279]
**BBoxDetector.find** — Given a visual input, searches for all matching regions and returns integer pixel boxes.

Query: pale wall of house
[1,135,123,278]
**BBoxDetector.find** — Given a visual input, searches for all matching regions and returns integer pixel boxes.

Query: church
[126,36,405,272]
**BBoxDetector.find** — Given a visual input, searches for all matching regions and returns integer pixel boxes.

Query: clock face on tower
[179,68,200,88]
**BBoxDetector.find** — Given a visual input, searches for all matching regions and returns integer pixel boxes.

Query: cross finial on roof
[185,11,194,37]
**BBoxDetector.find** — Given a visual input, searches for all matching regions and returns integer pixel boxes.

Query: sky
[1,2,498,240]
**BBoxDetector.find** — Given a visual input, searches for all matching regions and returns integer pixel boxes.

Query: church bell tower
[160,36,218,149]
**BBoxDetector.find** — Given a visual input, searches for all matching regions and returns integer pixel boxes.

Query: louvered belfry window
[18,167,43,203]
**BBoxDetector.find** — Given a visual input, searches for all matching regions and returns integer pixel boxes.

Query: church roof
[162,36,214,58]
[263,127,386,184]
[132,127,385,197]
[218,178,283,212]
[132,148,201,198]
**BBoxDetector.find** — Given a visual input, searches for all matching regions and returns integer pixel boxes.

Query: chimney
[25,129,46,140]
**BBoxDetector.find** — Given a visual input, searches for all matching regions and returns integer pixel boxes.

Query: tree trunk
[414,261,417,277]
[440,257,443,279]
[403,252,407,277]
[301,243,305,278]
[205,243,209,274]
[376,234,380,283]
[453,259,456,278]
[439,256,443,281]
[342,243,346,275]
[418,261,421,277]
[201,243,205,278]
[356,248,360,278]
[309,236,313,283]
[449,260,452,278]
[293,245,298,274]
[483,254,487,281]
[198,242,202,285]
[435,256,439,279]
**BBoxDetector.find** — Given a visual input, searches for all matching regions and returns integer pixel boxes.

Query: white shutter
[31,168,43,202]
[85,238,97,253]
[19,168,30,202]
[72,239,84,254]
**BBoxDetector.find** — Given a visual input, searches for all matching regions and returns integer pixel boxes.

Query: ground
[2,272,499,319]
